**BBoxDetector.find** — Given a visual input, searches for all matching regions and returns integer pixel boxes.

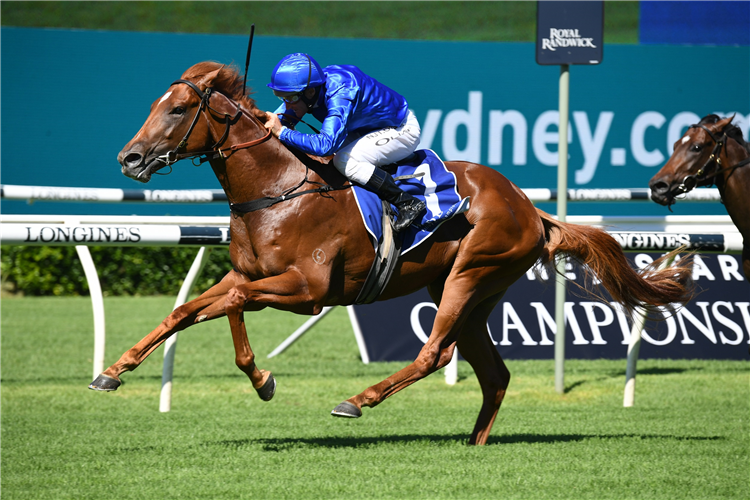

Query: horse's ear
[716,115,735,130]
[199,66,225,89]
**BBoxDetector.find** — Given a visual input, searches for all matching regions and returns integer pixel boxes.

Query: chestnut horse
[91,62,693,445]
[649,114,750,281]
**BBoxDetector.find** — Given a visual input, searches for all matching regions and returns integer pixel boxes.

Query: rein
[676,123,750,195]
[229,171,350,215]
[154,77,350,216]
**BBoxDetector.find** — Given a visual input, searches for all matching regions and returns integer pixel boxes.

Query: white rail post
[74,245,106,380]
[444,349,458,385]
[623,253,677,407]
[160,246,211,413]
[268,306,371,364]
[623,305,647,408]
[266,306,336,359]
[346,305,370,364]
[554,63,570,395]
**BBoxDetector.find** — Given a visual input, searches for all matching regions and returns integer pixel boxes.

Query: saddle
[355,199,402,304]
[353,150,470,304]
[230,145,468,304]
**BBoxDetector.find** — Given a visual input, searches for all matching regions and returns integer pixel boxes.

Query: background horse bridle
[676,122,750,195]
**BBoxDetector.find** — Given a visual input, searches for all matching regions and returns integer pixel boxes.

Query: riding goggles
[273,90,302,103]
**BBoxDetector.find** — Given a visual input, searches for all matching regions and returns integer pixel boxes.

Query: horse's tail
[536,209,694,315]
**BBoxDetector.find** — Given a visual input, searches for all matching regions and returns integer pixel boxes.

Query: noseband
[156,79,271,168]
[676,122,750,194]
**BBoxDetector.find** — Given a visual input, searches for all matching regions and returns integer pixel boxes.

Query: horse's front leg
[88,270,250,391]
[223,269,319,401]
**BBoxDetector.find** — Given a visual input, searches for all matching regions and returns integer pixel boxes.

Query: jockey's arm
[271,102,303,129]
[273,95,354,157]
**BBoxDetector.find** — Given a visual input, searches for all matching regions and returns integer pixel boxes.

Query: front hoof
[331,400,362,418]
[256,373,276,401]
[88,374,121,392]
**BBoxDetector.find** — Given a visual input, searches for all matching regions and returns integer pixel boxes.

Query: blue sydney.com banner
[2,28,748,218]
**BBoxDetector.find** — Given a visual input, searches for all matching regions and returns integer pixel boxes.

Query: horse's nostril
[124,152,143,167]
[650,180,668,193]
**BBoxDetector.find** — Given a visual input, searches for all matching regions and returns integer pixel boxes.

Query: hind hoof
[331,400,362,418]
[256,373,276,401]
[88,374,121,391]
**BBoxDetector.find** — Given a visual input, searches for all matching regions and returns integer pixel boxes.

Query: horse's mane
[182,61,268,122]
[698,114,750,154]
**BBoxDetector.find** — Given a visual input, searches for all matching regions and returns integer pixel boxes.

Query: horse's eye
[171,106,186,115]
[690,143,702,152]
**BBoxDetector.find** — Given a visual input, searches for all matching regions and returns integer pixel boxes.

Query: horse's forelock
[698,114,721,126]
[182,61,259,111]
[726,124,750,153]
[694,113,750,153]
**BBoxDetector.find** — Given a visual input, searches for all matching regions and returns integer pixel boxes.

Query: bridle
[152,77,349,216]
[675,122,750,195]
[155,79,271,169]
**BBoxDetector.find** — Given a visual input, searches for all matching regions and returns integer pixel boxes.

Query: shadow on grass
[613,367,699,377]
[558,366,697,393]
[204,432,723,451]
[0,372,245,385]
[564,380,586,393]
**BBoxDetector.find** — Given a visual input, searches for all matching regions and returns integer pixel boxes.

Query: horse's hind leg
[425,282,511,445]
[332,265,506,418]
[331,198,542,429]
[88,269,250,391]
[455,292,511,445]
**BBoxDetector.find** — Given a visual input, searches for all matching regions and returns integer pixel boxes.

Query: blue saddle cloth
[351,149,470,255]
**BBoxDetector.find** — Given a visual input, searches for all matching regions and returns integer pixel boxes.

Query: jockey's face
[285,87,317,116]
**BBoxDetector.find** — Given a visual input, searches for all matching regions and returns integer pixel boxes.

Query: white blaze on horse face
[681,135,691,145]
[131,91,174,142]
[159,91,173,106]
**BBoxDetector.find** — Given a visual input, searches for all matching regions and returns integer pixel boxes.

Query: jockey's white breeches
[333,110,421,185]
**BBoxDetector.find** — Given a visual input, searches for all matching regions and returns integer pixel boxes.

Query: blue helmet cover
[268,53,325,93]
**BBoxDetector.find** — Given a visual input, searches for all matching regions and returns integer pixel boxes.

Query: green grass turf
[1,296,747,499]
[1,1,639,44]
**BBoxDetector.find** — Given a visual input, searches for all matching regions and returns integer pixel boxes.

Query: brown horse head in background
[93,61,694,445]
[649,114,750,280]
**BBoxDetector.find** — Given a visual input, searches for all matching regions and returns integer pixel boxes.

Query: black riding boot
[363,168,427,232]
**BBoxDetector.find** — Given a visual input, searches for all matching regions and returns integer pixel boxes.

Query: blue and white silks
[276,65,409,157]
[351,149,470,255]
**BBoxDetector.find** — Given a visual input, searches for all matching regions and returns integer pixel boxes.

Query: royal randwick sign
[536,1,604,65]
[540,29,598,52]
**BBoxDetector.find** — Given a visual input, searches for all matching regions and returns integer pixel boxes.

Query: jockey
[264,53,426,233]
